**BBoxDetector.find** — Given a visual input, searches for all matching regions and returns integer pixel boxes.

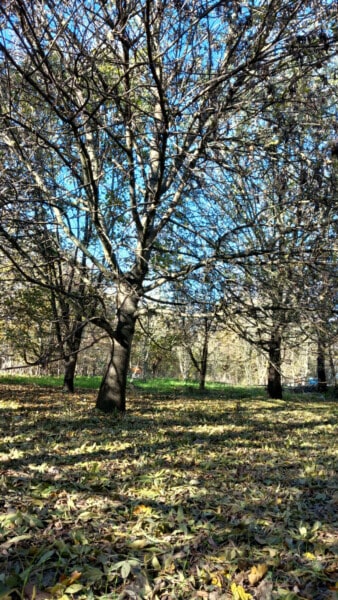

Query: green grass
[0,374,102,389]
[2,374,335,402]
[0,382,336,599]
[0,374,265,398]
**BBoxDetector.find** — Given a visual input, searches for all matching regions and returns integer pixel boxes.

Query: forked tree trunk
[96,288,139,412]
[267,333,283,399]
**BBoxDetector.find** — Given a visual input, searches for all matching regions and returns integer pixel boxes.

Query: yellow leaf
[303,552,316,560]
[248,563,268,585]
[210,573,222,587]
[66,571,82,585]
[59,571,82,587]
[231,582,253,600]
[151,555,161,570]
[210,570,228,587]
[128,539,148,549]
[133,504,152,515]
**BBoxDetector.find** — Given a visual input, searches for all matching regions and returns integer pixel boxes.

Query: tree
[305,237,338,392]
[307,137,338,391]
[0,0,335,410]
[170,273,220,390]
[0,242,103,390]
[0,179,102,391]
[0,261,55,370]
[212,70,337,398]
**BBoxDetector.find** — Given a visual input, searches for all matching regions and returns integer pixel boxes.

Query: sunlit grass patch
[0,374,103,390]
[0,384,336,599]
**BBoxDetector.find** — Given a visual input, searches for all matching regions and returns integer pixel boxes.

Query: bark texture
[199,330,208,391]
[267,333,283,399]
[61,321,83,393]
[317,338,328,393]
[96,287,139,412]
[63,355,77,393]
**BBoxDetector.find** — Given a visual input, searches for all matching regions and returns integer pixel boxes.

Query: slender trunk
[328,344,336,388]
[199,363,207,391]
[63,354,77,393]
[62,321,83,393]
[317,338,327,393]
[267,333,283,399]
[187,317,210,391]
[199,326,208,391]
[177,348,189,381]
[151,356,162,379]
[96,287,139,412]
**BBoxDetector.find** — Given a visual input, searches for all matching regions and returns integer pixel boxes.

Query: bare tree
[0,0,335,410]
[212,76,337,399]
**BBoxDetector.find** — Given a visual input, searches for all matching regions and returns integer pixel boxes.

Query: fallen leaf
[231,582,253,599]
[59,571,82,586]
[1,533,32,549]
[255,580,273,600]
[133,504,152,515]
[248,564,268,586]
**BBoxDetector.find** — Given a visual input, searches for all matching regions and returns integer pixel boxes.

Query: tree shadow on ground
[0,384,337,599]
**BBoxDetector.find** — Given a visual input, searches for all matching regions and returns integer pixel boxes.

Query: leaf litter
[0,384,337,599]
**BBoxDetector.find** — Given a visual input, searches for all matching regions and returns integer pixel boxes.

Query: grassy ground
[0,381,337,599]
[0,375,103,390]
[0,375,263,395]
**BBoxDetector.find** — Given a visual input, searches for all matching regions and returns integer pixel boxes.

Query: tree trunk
[63,354,77,393]
[199,367,206,391]
[328,344,336,388]
[199,324,209,391]
[96,287,139,412]
[317,338,327,393]
[267,333,283,399]
[62,321,83,393]
[151,356,162,379]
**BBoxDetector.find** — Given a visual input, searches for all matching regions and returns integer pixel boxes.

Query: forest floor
[0,383,337,600]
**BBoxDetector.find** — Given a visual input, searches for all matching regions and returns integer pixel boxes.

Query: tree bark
[63,354,77,393]
[267,333,283,399]
[317,337,327,393]
[328,345,336,388]
[185,317,210,391]
[96,286,139,412]
[151,356,162,379]
[61,320,84,393]
[199,321,209,391]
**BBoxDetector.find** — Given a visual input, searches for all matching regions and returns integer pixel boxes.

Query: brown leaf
[255,580,273,600]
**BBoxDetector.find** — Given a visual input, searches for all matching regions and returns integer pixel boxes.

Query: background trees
[203,64,338,398]
[0,0,336,408]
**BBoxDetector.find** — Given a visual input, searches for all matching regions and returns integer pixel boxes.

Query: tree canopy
[0,0,337,409]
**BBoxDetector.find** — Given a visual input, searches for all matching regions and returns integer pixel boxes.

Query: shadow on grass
[0,384,337,599]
